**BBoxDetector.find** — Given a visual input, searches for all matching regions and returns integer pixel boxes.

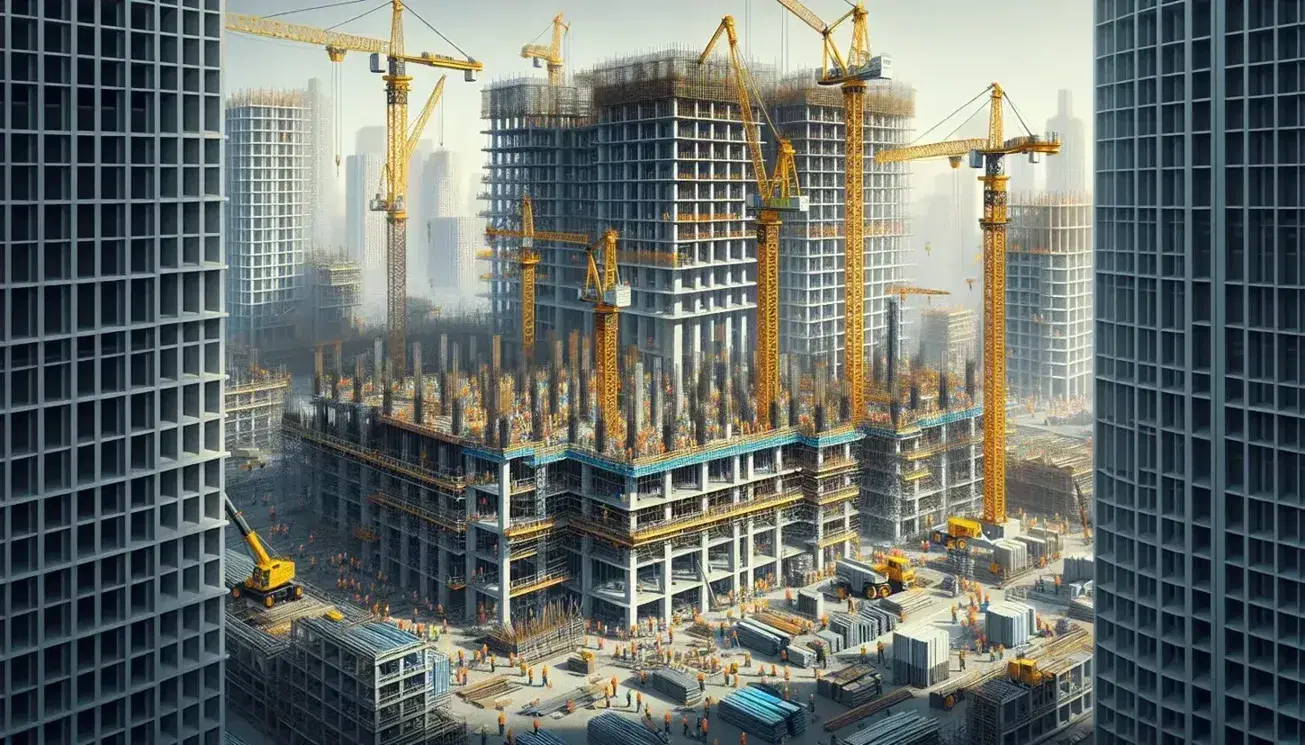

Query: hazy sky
[225,0,1093,196]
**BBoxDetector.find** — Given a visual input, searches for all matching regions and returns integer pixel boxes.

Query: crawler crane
[226,1,481,376]
[225,495,302,608]
[774,0,890,419]
[877,83,1060,540]
[698,15,808,428]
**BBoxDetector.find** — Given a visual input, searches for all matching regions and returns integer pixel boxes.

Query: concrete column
[580,540,594,617]
[729,523,743,595]
[625,563,639,630]
[497,461,511,624]
[661,543,674,623]
[373,337,384,389]
[662,473,672,499]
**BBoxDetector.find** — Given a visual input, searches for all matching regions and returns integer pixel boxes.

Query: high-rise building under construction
[481,52,915,388]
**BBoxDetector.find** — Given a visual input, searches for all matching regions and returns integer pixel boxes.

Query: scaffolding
[226,363,292,454]
[1005,428,1092,519]
[305,252,363,341]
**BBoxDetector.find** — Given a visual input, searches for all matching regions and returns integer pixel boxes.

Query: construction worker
[637,691,643,709]
[809,692,817,719]
[958,649,967,671]
[876,640,885,664]
[698,671,706,692]
[682,716,690,737]
[528,667,535,686]
[744,651,752,668]
[780,648,788,663]
[611,675,619,697]
[532,719,541,735]
[860,645,867,662]
[704,696,712,718]
[505,728,513,745]
[664,712,672,733]
[541,665,549,686]
[701,717,709,740]
[626,690,632,709]
[482,727,489,745]
[498,712,506,736]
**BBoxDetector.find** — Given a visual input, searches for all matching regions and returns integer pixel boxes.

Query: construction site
[217,3,1095,745]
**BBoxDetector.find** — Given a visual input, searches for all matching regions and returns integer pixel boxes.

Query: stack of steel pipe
[650,667,703,706]
[823,689,913,731]
[517,731,571,745]
[983,601,1036,647]
[1067,596,1094,622]
[587,712,669,745]
[878,589,932,618]
[736,619,789,655]
[755,610,806,636]
[834,711,941,745]
[797,588,825,619]
[520,684,603,716]
[718,687,807,743]
[891,627,951,689]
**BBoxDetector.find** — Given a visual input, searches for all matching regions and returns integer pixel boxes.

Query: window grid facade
[1,1,228,743]
[1094,2,1305,744]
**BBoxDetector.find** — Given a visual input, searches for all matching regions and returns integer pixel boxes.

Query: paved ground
[224,466,1094,745]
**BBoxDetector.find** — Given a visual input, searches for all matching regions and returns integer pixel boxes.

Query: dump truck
[836,556,915,599]
[931,516,984,552]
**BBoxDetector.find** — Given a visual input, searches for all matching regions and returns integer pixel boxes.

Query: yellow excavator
[225,495,302,608]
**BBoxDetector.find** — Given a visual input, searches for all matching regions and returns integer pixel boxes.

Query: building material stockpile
[719,687,807,743]
[1067,597,1094,622]
[784,643,816,668]
[520,683,605,716]
[984,602,1036,648]
[817,663,884,707]
[517,731,570,745]
[990,539,1030,576]
[735,619,791,656]
[587,712,669,745]
[650,667,703,706]
[457,675,521,708]
[834,711,942,745]
[797,589,825,620]
[816,629,845,654]
[569,651,599,675]
[755,608,810,636]
[1062,556,1094,583]
[486,603,585,662]
[928,667,1006,711]
[891,627,951,689]
[879,589,932,619]
[824,688,913,731]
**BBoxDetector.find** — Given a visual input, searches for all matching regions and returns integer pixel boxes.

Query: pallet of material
[587,711,669,745]
[984,602,1036,648]
[816,629,845,654]
[891,627,950,689]
[1062,556,1094,583]
[857,603,899,636]
[520,684,603,716]
[719,686,808,743]
[823,688,913,731]
[458,675,519,706]
[569,652,599,675]
[835,711,941,745]
[736,619,788,656]
[783,643,815,668]
[878,589,932,618]
[650,666,704,706]
[1067,597,1094,622]
[797,589,825,620]
[686,622,715,639]
[828,613,876,649]
[817,663,882,707]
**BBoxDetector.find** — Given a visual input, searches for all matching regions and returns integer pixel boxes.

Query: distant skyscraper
[1045,89,1088,194]
[226,89,311,347]
[427,216,479,302]
[423,149,458,219]
[306,77,341,250]
[1093,6,1304,745]
[355,125,386,156]
[0,2,227,742]
[345,153,387,316]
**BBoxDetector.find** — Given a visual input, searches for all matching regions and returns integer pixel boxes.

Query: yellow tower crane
[521,13,569,85]
[577,230,629,426]
[885,285,951,304]
[698,15,808,429]
[774,0,890,421]
[484,195,589,363]
[225,2,482,376]
[876,83,1060,527]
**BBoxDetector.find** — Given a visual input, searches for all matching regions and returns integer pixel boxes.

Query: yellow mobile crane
[698,16,808,428]
[226,2,481,376]
[521,13,569,85]
[774,0,890,420]
[225,495,301,608]
[877,83,1060,537]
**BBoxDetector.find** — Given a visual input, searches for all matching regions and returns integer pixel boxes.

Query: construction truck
[931,516,984,552]
[225,495,302,608]
[836,556,915,599]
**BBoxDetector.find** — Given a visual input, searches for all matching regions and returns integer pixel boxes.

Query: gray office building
[1094,3,1304,744]
[1,1,228,743]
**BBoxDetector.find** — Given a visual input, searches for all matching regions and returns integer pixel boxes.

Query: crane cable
[402,2,473,60]
[264,0,371,20]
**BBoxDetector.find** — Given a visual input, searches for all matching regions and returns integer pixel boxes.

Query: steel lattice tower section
[979,154,1009,523]
[843,80,867,417]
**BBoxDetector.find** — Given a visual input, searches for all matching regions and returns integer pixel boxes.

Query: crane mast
[774,0,889,421]
[225,1,481,377]
[698,16,806,428]
[521,13,569,86]
[877,83,1060,526]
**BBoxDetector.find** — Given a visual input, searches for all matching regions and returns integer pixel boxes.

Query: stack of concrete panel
[990,539,1029,575]
[1014,535,1049,562]
[736,619,789,656]
[1062,556,1094,583]
[784,643,816,668]
[983,602,1036,648]
[650,667,703,706]
[836,711,941,745]
[816,629,845,654]
[829,612,878,649]
[797,588,825,620]
[1028,526,1064,554]
[891,627,951,689]
[878,590,930,619]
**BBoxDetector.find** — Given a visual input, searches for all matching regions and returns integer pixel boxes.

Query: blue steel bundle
[587,712,669,745]
[718,687,807,743]
[517,731,571,745]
